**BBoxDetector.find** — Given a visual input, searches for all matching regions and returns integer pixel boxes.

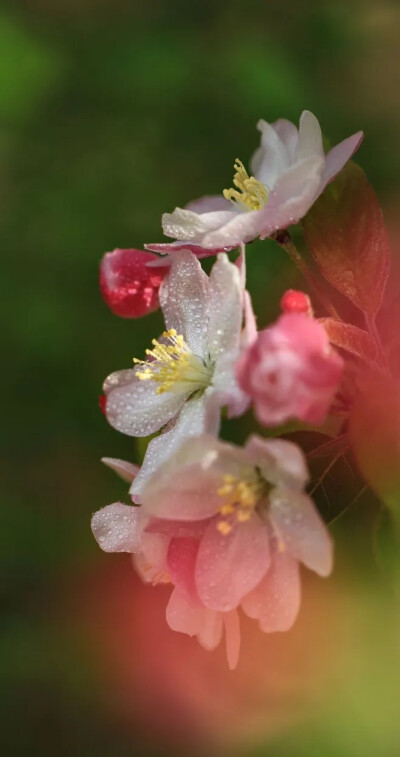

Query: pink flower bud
[99,248,167,318]
[280,289,312,316]
[237,313,343,426]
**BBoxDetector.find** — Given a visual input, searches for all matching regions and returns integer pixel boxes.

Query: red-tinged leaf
[349,378,400,513]
[303,161,391,315]
[319,318,379,365]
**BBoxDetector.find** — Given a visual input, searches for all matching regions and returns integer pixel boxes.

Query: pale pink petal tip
[101,457,139,483]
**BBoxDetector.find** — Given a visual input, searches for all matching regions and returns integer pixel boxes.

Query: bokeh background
[2,0,400,754]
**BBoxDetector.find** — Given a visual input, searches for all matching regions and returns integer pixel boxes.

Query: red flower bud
[99,248,167,318]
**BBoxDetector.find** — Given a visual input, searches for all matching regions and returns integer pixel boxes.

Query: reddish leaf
[349,378,400,512]
[319,318,379,365]
[303,162,391,315]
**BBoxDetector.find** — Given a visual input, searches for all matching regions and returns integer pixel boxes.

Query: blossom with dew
[236,312,343,426]
[102,250,250,500]
[100,248,167,318]
[158,111,362,250]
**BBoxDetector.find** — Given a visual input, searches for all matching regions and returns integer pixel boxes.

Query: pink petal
[134,530,170,583]
[101,457,139,483]
[242,546,301,632]
[269,488,333,577]
[167,537,201,604]
[91,503,142,553]
[99,248,166,318]
[223,609,241,670]
[195,515,271,612]
[322,130,364,189]
[197,610,224,651]
[166,588,204,636]
[145,518,211,539]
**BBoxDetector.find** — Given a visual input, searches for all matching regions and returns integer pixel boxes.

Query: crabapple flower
[103,250,249,500]
[100,248,167,318]
[160,111,363,250]
[236,313,344,426]
[140,433,333,632]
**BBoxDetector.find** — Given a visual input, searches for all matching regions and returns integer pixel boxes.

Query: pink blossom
[158,111,363,250]
[236,313,344,426]
[99,248,167,318]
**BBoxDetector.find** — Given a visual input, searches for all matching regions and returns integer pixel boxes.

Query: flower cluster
[92,109,391,668]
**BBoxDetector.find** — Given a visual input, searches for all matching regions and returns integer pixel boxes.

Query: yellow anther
[133,328,211,395]
[216,472,265,533]
[217,520,233,535]
[223,158,268,211]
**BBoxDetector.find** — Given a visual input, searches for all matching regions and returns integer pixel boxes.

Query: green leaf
[303,162,391,315]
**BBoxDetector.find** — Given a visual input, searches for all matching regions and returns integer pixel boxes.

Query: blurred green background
[2,0,400,754]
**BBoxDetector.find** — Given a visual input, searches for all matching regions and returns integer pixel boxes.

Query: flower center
[223,158,269,211]
[133,328,212,395]
[216,472,267,534]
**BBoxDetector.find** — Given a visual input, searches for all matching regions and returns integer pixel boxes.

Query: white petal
[159,250,209,355]
[101,457,139,483]
[269,487,333,577]
[105,369,186,437]
[207,254,243,359]
[162,206,236,242]
[252,119,292,187]
[91,502,142,553]
[295,110,324,161]
[130,395,207,501]
[258,155,324,236]
[185,194,232,213]
[272,119,299,160]
[245,435,309,489]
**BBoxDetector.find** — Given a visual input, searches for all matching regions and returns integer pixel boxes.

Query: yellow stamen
[133,328,211,395]
[223,158,268,211]
[217,472,265,533]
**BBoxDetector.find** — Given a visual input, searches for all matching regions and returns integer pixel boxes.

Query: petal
[223,609,241,670]
[258,155,324,236]
[272,118,299,160]
[162,207,236,242]
[242,290,258,347]
[145,517,211,539]
[295,110,324,161]
[166,588,205,636]
[159,250,209,355]
[269,488,333,577]
[197,611,224,651]
[321,130,364,189]
[252,119,291,187]
[167,537,200,604]
[207,254,243,358]
[245,435,309,489]
[205,361,249,430]
[195,515,271,612]
[242,545,301,632]
[91,503,143,553]
[185,194,233,213]
[104,369,186,437]
[138,432,254,519]
[130,395,207,501]
[101,457,139,483]
[134,530,170,583]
